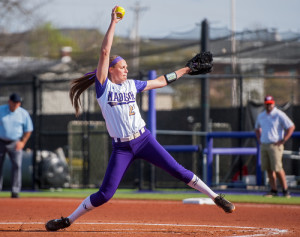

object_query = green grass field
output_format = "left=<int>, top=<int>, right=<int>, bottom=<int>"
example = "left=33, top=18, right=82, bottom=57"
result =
left=1, top=189, right=300, bottom=205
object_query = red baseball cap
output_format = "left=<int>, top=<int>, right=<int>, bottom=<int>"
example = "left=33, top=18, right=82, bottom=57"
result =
left=264, top=95, right=275, bottom=104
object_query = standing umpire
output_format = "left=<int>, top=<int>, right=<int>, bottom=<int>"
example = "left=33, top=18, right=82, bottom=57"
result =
left=255, top=95, right=295, bottom=198
left=0, top=93, right=33, bottom=198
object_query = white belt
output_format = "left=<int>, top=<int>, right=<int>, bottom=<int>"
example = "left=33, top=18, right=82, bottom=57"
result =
left=113, top=127, right=145, bottom=143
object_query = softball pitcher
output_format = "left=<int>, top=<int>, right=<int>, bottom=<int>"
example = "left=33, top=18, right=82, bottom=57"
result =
left=46, top=6, right=234, bottom=231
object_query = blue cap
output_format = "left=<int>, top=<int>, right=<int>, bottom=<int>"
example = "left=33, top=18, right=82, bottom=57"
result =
left=9, top=93, right=22, bottom=103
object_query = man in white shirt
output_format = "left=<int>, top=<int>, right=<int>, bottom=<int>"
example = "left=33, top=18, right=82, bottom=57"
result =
left=255, top=95, right=295, bottom=198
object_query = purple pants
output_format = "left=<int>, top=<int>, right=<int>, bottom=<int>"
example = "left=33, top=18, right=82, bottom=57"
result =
left=90, top=128, right=194, bottom=207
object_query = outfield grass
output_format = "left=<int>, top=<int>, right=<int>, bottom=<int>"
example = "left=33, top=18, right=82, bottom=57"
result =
left=0, top=189, right=300, bottom=205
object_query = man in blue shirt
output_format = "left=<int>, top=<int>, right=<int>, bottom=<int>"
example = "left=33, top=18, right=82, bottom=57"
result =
left=0, top=93, right=33, bottom=198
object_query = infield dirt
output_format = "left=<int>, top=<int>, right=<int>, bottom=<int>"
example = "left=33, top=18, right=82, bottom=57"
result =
left=0, top=198, right=299, bottom=236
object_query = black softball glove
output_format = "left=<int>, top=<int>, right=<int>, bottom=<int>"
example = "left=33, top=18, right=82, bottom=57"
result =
left=185, top=51, right=213, bottom=75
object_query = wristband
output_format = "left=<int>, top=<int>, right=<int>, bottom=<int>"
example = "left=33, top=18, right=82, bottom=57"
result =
left=164, top=72, right=177, bottom=84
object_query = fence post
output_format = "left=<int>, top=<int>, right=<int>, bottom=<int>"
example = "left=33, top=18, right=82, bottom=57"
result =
left=206, top=134, right=213, bottom=186
left=32, top=75, right=39, bottom=190
left=201, top=19, right=210, bottom=149
left=148, top=70, right=156, bottom=190
left=256, top=140, right=262, bottom=185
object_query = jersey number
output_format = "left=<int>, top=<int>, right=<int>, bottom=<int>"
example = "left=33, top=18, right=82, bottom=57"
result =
left=129, top=105, right=135, bottom=116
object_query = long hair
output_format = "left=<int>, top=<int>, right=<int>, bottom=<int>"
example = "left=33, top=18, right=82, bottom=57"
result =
left=69, top=55, right=119, bottom=117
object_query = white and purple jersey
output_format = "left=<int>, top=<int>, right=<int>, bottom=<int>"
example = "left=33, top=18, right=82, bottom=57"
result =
left=95, top=78, right=147, bottom=138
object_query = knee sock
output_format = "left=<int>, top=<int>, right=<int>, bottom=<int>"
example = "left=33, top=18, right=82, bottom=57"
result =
left=67, top=196, right=95, bottom=224
left=187, top=174, right=218, bottom=200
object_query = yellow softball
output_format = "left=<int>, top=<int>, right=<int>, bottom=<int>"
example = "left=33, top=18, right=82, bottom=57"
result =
left=115, top=6, right=125, bottom=19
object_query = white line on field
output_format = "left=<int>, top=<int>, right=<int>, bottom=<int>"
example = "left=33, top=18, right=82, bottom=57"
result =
left=0, top=222, right=288, bottom=236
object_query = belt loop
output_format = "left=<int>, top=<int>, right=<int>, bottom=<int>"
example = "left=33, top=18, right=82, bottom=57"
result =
left=140, top=127, right=145, bottom=135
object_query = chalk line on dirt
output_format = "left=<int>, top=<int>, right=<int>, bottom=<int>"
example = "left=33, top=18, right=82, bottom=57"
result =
left=0, top=221, right=288, bottom=236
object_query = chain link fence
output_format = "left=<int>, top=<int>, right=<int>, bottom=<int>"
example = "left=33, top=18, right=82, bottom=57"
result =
left=1, top=73, right=300, bottom=189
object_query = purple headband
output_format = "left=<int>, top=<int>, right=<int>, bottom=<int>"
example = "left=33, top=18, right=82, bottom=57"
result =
left=84, top=69, right=97, bottom=80
left=109, top=56, right=124, bottom=67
